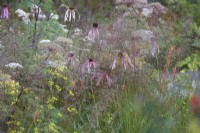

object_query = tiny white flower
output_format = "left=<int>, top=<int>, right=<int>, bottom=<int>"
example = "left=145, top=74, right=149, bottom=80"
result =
left=64, top=29, right=69, bottom=33
left=192, top=80, right=197, bottom=89
left=74, top=28, right=81, bottom=33
left=5, top=63, right=23, bottom=69
left=46, top=60, right=57, bottom=67
left=74, top=28, right=82, bottom=36
left=0, top=44, right=4, bottom=49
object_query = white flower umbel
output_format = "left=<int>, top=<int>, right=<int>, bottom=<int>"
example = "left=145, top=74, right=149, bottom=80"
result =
left=46, top=60, right=57, bottom=67
left=15, top=9, right=28, bottom=17
left=45, top=60, right=66, bottom=68
left=64, top=7, right=80, bottom=22
left=38, top=13, right=46, bottom=19
left=142, top=8, right=153, bottom=17
left=15, top=9, right=30, bottom=24
left=134, top=0, right=147, bottom=5
left=50, top=13, right=59, bottom=20
left=39, top=40, right=51, bottom=43
left=5, top=63, right=23, bottom=69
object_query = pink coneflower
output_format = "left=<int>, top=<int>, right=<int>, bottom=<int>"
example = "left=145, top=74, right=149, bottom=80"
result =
left=87, top=23, right=100, bottom=41
left=93, top=71, right=113, bottom=87
left=1, top=4, right=9, bottom=19
left=64, top=7, right=80, bottom=22
left=66, top=52, right=79, bottom=66
left=111, top=51, right=134, bottom=70
left=82, top=58, right=97, bottom=73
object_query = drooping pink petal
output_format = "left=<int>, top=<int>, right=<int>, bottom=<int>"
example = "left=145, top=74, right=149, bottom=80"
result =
left=88, top=29, right=99, bottom=41
left=111, top=58, right=117, bottom=70
left=127, top=56, right=134, bottom=68
left=96, top=72, right=104, bottom=86
left=121, top=58, right=127, bottom=70
left=106, top=74, right=113, bottom=87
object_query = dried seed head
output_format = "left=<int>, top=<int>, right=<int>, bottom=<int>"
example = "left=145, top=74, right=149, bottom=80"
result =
left=47, top=46, right=56, bottom=52
left=89, top=58, right=93, bottom=62
left=93, top=23, right=98, bottom=28
left=68, top=52, right=74, bottom=57
left=3, top=4, right=8, bottom=8
left=69, top=7, right=75, bottom=10
left=118, top=51, right=123, bottom=58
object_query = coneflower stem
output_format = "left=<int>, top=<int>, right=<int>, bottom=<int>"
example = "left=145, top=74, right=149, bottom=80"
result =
left=67, top=20, right=73, bottom=38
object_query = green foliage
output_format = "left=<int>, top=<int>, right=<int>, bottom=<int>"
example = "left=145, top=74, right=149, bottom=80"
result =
left=59, top=68, right=193, bottom=133
left=0, top=65, right=72, bottom=132
left=178, top=53, right=200, bottom=72
left=18, top=0, right=54, bottom=13
left=90, top=79, right=190, bottom=133
left=0, top=71, right=21, bottom=121
left=36, top=19, right=65, bottom=39
left=162, top=0, right=200, bottom=26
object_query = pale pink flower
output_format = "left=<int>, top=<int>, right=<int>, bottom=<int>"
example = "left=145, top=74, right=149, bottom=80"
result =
left=66, top=52, right=79, bottom=66
left=82, top=58, right=97, bottom=73
left=150, top=37, right=158, bottom=57
left=1, top=4, right=9, bottom=19
left=111, top=58, right=117, bottom=70
left=87, top=23, right=100, bottom=41
left=134, top=0, right=147, bottom=5
left=105, top=74, right=113, bottom=87
left=115, top=0, right=133, bottom=4
left=115, top=0, right=147, bottom=5
left=64, top=7, right=80, bottom=22
left=148, top=2, right=166, bottom=15
left=92, top=71, right=113, bottom=87
left=111, top=51, right=134, bottom=70
left=95, top=72, right=104, bottom=86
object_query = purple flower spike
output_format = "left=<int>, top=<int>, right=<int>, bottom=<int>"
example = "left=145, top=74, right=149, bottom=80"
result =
left=1, top=4, right=9, bottom=19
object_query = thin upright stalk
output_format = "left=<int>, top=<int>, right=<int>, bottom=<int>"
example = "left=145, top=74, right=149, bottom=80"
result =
left=67, top=20, right=73, bottom=38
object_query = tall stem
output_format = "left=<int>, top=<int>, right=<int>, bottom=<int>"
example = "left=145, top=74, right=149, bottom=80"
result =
left=67, top=20, right=73, bottom=38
